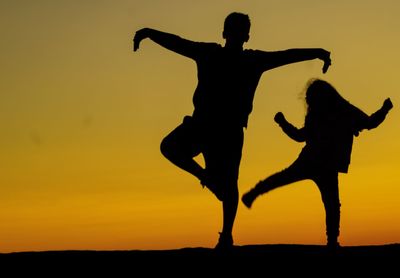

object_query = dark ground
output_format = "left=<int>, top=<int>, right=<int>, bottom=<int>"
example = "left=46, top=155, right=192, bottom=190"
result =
left=1, top=244, right=399, bottom=275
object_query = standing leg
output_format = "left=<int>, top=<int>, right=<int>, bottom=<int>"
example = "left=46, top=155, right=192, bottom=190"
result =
left=314, top=171, right=341, bottom=248
left=204, top=127, right=243, bottom=250
left=215, top=179, right=239, bottom=250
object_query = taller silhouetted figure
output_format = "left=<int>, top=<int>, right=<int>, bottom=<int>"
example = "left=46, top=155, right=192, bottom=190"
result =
left=133, top=12, right=331, bottom=250
left=242, top=79, right=393, bottom=249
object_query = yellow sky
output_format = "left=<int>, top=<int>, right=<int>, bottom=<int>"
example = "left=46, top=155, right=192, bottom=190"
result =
left=0, top=0, right=399, bottom=252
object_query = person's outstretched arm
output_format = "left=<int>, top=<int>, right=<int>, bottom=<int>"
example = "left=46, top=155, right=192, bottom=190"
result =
left=274, top=112, right=306, bottom=142
left=364, top=98, right=393, bottom=130
left=133, top=28, right=199, bottom=58
left=258, top=48, right=331, bottom=73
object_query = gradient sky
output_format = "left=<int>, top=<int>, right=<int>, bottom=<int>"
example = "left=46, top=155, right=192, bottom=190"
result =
left=1, top=0, right=399, bottom=252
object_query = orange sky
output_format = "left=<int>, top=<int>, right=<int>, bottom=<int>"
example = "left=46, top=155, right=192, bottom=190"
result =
left=0, top=0, right=399, bottom=252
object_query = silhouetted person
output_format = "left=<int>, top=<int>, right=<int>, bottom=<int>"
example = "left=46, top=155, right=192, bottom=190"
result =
left=242, top=79, right=393, bottom=249
left=133, top=12, right=331, bottom=250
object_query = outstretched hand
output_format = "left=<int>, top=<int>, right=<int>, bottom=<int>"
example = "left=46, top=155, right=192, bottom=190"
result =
left=133, top=28, right=150, bottom=52
left=274, top=112, right=286, bottom=125
left=383, top=98, right=393, bottom=111
left=321, top=50, right=331, bottom=74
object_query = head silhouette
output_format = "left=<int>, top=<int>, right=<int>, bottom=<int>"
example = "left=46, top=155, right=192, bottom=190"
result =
left=305, top=79, right=348, bottom=113
left=223, top=12, right=251, bottom=46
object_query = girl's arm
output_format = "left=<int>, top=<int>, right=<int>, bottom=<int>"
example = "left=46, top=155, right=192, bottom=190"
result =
left=364, top=98, right=393, bottom=130
left=274, top=112, right=306, bottom=142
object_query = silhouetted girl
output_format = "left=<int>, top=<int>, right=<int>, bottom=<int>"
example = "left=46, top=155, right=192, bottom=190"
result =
left=242, top=79, right=393, bottom=248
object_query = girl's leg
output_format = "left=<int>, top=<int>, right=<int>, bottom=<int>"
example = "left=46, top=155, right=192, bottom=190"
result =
left=314, top=171, right=341, bottom=248
left=242, top=161, right=309, bottom=208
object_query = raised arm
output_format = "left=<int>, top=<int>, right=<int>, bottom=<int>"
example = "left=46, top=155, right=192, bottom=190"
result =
left=258, top=48, right=331, bottom=73
left=363, top=98, right=393, bottom=130
left=274, top=112, right=306, bottom=142
left=133, top=28, right=199, bottom=58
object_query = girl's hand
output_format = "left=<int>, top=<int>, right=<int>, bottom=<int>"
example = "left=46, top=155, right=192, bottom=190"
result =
left=274, top=112, right=286, bottom=125
left=383, top=98, right=393, bottom=111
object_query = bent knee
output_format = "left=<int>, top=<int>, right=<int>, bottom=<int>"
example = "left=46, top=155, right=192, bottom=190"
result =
left=160, top=137, right=172, bottom=159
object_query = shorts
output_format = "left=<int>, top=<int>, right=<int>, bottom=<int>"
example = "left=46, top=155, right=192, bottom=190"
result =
left=162, top=116, right=244, bottom=185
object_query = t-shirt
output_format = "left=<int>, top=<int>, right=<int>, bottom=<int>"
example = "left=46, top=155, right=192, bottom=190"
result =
left=299, top=105, right=371, bottom=173
left=166, top=39, right=317, bottom=128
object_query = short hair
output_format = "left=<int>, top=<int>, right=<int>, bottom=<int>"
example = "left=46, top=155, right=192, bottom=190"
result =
left=223, top=12, right=251, bottom=36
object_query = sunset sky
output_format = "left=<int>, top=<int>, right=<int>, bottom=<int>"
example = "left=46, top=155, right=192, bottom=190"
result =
left=1, top=0, right=399, bottom=252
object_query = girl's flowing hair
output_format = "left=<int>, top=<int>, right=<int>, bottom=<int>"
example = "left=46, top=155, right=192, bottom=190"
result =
left=303, top=79, right=353, bottom=125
